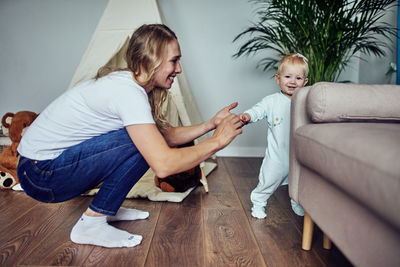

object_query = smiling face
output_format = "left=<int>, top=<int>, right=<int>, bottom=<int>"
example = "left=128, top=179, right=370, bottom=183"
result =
left=146, top=39, right=182, bottom=92
left=275, top=64, right=308, bottom=98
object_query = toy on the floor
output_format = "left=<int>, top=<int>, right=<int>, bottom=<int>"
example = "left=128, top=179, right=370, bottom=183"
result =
left=0, top=111, right=38, bottom=190
left=154, top=141, right=209, bottom=193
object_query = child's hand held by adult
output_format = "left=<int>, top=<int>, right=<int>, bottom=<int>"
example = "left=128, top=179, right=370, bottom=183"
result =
left=239, top=113, right=251, bottom=125
left=212, top=113, right=243, bottom=149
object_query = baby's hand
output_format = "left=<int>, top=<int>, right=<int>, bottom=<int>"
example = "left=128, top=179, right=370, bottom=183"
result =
left=239, top=113, right=251, bottom=124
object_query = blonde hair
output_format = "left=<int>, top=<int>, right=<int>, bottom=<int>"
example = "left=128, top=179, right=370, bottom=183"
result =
left=278, top=53, right=309, bottom=77
left=96, top=24, right=177, bottom=130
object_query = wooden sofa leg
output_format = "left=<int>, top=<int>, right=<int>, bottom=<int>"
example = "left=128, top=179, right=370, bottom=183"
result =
left=302, top=213, right=314, bottom=250
left=323, top=233, right=332, bottom=250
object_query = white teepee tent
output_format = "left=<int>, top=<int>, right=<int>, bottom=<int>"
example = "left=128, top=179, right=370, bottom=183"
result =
left=70, top=0, right=216, bottom=200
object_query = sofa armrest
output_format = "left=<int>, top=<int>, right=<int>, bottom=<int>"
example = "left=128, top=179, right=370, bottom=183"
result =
left=308, top=82, right=400, bottom=122
left=289, top=86, right=312, bottom=203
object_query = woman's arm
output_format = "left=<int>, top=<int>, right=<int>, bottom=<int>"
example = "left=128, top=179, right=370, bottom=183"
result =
left=162, top=102, right=239, bottom=147
left=126, top=113, right=242, bottom=178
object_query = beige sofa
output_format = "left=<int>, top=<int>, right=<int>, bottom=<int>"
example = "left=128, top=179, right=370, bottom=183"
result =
left=289, top=82, right=400, bottom=267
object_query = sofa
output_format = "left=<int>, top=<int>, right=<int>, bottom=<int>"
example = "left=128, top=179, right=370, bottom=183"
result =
left=289, top=82, right=400, bottom=267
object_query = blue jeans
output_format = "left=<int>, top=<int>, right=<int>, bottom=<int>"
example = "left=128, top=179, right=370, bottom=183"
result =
left=17, top=128, right=149, bottom=216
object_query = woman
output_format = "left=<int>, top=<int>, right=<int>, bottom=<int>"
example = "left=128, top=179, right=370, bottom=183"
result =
left=17, top=24, right=243, bottom=248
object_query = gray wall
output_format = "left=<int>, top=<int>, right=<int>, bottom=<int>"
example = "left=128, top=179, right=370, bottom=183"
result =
left=358, top=6, right=398, bottom=85
left=0, top=0, right=397, bottom=157
left=0, top=0, right=108, bottom=115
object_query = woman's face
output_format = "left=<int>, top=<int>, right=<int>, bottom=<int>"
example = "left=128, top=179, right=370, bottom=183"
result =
left=150, top=39, right=182, bottom=91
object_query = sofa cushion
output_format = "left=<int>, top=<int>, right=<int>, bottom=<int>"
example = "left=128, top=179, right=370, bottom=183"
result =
left=307, top=82, right=400, bottom=122
left=294, top=122, right=400, bottom=230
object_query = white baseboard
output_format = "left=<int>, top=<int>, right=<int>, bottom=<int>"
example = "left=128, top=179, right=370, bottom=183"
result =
left=216, top=146, right=265, bottom=158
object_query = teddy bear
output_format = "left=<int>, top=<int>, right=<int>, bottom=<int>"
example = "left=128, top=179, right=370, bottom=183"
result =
left=154, top=141, right=203, bottom=192
left=0, top=111, right=38, bottom=190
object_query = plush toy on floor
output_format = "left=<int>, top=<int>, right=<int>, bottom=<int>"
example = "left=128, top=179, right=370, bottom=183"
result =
left=154, top=164, right=202, bottom=192
left=0, top=111, right=38, bottom=190
left=154, top=141, right=208, bottom=192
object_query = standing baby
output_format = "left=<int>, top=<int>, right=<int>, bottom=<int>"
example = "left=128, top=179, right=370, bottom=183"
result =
left=240, top=53, right=309, bottom=219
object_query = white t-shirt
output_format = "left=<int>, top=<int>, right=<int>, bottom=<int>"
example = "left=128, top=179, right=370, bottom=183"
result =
left=18, top=71, right=155, bottom=160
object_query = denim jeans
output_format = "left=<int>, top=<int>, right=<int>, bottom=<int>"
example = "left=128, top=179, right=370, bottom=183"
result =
left=17, top=128, right=149, bottom=216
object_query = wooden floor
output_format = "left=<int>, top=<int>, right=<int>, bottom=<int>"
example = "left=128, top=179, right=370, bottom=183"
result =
left=0, top=157, right=353, bottom=267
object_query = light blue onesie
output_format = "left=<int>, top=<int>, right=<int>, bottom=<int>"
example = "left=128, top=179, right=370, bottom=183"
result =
left=244, top=92, right=291, bottom=209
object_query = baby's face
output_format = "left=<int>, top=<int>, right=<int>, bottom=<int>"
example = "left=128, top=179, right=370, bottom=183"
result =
left=276, top=65, right=308, bottom=97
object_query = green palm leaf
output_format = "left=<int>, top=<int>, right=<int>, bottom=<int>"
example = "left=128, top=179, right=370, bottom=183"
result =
left=233, top=0, right=398, bottom=85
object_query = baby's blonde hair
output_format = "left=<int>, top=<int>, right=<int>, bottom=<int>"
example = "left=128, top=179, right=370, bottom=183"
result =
left=278, top=53, right=309, bottom=77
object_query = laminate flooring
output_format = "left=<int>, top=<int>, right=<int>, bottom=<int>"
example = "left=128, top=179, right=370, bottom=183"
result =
left=0, top=157, right=353, bottom=267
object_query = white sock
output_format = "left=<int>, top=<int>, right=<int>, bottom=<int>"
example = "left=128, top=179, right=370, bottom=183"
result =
left=70, top=213, right=142, bottom=248
left=291, top=199, right=305, bottom=216
left=107, top=207, right=149, bottom=222
left=251, top=205, right=267, bottom=219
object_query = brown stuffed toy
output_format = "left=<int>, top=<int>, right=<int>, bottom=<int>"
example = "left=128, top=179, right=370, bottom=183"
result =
left=0, top=111, right=38, bottom=190
left=154, top=141, right=203, bottom=192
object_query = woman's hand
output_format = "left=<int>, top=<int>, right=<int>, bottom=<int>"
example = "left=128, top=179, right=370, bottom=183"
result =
left=162, top=102, right=240, bottom=147
left=210, top=102, right=239, bottom=128
left=126, top=113, right=244, bottom=178
left=212, top=113, right=243, bottom=149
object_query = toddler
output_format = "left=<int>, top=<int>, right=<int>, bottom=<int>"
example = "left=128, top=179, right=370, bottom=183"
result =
left=240, top=53, right=308, bottom=219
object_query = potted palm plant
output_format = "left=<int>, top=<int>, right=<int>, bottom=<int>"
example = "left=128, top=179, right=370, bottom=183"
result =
left=233, top=0, right=398, bottom=85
